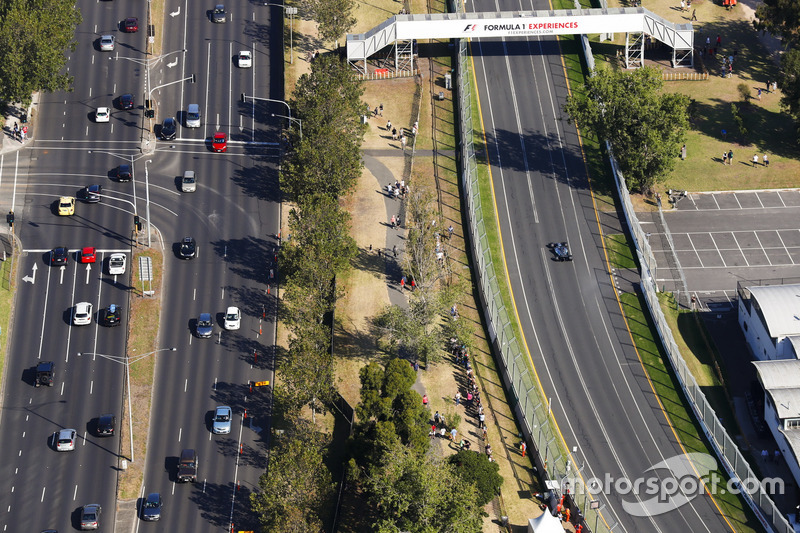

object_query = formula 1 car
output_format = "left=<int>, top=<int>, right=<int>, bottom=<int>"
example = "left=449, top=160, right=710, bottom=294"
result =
left=548, top=242, right=573, bottom=261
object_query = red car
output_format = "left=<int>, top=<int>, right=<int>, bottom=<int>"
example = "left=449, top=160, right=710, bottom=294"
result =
left=122, top=17, right=139, bottom=32
left=212, top=132, right=227, bottom=153
left=80, top=247, right=97, bottom=263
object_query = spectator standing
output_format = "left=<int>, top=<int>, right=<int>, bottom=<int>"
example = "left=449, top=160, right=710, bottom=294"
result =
left=763, top=154, right=769, bottom=167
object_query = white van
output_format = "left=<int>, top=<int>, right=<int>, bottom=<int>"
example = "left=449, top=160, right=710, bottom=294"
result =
left=186, top=104, right=201, bottom=128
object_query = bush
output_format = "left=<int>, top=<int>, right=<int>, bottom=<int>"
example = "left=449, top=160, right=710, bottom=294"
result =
left=448, top=450, right=504, bottom=506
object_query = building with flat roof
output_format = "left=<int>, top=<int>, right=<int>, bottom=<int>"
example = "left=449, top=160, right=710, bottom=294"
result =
left=738, top=283, right=800, bottom=361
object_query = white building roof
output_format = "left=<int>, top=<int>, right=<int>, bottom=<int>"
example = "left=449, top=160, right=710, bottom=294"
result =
left=754, top=360, right=800, bottom=418
left=749, top=284, right=800, bottom=338
left=754, top=360, right=800, bottom=389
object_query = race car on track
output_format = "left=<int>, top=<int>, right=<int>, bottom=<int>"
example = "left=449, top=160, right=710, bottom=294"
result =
left=548, top=242, right=573, bottom=262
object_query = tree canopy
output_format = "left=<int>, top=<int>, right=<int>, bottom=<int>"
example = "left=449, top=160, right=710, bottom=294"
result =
left=306, top=0, right=357, bottom=45
left=448, top=450, right=504, bottom=506
left=753, top=1, right=800, bottom=138
left=283, top=54, right=366, bottom=203
left=250, top=419, right=333, bottom=532
left=563, top=66, right=690, bottom=193
left=0, top=0, right=82, bottom=103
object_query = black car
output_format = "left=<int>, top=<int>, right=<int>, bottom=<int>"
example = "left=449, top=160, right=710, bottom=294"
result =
left=179, top=237, right=196, bottom=259
left=35, top=361, right=55, bottom=387
left=160, top=117, right=177, bottom=140
left=141, top=492, right=163, bottom=521
left=549, top=241, right=573, bottom=261
left=50, top=246, right=69, bottom=265
left=101, top=304, right=122, bottom=327
left=211, top=4, right=226, bottom=22
left=97, top=413, right=116, bottom=436
left=117, top=164, right=133, bottom=182
left=119, top=93, right=135, bottom=110
left=80, top=184, right=102, bottom=203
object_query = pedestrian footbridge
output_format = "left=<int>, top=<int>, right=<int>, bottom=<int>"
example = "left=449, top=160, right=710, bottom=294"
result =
left=346, top=7, right=694, bottom=74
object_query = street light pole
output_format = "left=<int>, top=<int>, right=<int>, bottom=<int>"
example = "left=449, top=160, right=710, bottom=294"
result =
left=263, top=4, right=298, bottom=64
left=271, top=113, right=302, bottom=140
left=144, top=160, right=153, bottom=248
left=241, top=94, right=291, bottom=120
left=78, top=348, right=177, bottom=463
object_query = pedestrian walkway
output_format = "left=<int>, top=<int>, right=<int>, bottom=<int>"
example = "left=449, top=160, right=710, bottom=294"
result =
left=1, top=97, right=36, bottom=157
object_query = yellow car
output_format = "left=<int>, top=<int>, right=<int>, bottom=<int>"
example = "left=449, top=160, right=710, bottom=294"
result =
left=58, top=196, right=76, bottom=216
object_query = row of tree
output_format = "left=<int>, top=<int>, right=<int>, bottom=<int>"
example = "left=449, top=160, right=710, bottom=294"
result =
left=250, top=53, right=364, bottom=531
left=0, top=0, right=81, bottom=104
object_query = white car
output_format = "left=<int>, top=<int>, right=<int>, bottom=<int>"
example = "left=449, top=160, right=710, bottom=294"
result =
left=107, top=253, right=126, bottom=275
left=237, top=51, right=252, bottom=68
left=73, top=302, right=93, bottom=326
left=95, top=107, right=110, bottom=123
left=224, top=306, right=241, bottom=330
left=55, top=428, right=77, bottom=451
left=99, top=34, right=115, bottom=51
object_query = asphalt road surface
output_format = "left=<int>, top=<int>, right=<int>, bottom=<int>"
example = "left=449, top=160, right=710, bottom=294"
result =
left=0, top=0, right=280, bottom=531
left=469, top=1, right=742, bottom=531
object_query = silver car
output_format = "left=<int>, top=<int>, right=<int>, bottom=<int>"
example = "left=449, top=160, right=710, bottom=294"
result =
left=99, top=35, right=115, bottom=51
left=55, top=428, right=77, bottom=451
left=212, top=406, right=232, bottom=434
left=181, top=171, right=196, bottom=193
left=80, top=503, right=101, bottom=530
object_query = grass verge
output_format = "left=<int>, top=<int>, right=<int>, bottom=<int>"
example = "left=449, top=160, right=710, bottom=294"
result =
left=0, top=251, right=17, bottom=395
left=118, top=247, right=164, bottom=500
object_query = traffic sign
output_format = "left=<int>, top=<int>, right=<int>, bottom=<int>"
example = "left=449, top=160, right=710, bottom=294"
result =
left=254, top=380, right=270, bottom=387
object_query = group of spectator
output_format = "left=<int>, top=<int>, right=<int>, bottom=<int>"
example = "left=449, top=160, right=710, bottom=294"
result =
left=450, top=338, right=493, bottom=461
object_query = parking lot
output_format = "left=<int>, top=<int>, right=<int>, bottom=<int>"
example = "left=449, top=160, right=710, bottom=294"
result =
left=641, top=189, right=800, bottom=308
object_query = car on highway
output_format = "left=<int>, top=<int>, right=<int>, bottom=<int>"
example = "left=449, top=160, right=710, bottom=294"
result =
left=179, top=237, right=197, bottom=259
left=95, top=107, right=110, bottom=123
left=548, top=241, right=573, bottom=261
left=100, top=304, right=122, bottom=327
left=237, top=50, right=252, bottom=68
left=196, top=313, right=213, bottom=338
left=122, top=17, right=139, bottom=32
left=119, top=93, right=135, bottom=110
left=212, top=132, right=227, bottom=152
left=34, top=361, right=55, bottom=387
left=99, top=34, right=115, bottom=51
left=55, top=428, right=77, bottom=451
left=212, top=406, right=232, bottom=434
left=96, top=414, right=116, bottom=436
left=80, top=503, right=101, bottom=530
left=108, top=253, right=126, bottom=275
left=50, top=246, right=69, bottom=265
left=224, top=306, right=241, bottom=330
left=212, top=4, right=226, bottom=22
left=57, top=196, right=76, bottom=216
left=177, top=449, right=198, bottom=482
left=117, top=163, right=133, bottom=182
left=186, top=104, right=201, bottom=128
left=79, top=184, right=102, bottom=203
left=160, top=117, right=176, bottom=140
left=141, top=492, right=163, bottom=521
left=181, top=170, right=196, bottom=192
left=73, top=302, right=93, bottom=326
left=80, top=247, right=97, bottom=263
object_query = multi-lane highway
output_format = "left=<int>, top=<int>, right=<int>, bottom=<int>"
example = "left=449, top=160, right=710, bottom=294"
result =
left=0, top=0, right=281, bottom=530
left=470, top=1, right=741, bottom=531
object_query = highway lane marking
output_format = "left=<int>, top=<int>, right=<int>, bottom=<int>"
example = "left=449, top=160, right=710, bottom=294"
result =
left=90, top=381, right=93, bottom=395
left=25, top=249, right=132, bottom=253
left=178, top=428, right=182, bottom=442
left=73, top=484, right=78, bottom=501
left=184, top=379, right=188, bottom=392
left=228, top=41, right=233, bottom=133
left=36, top=258, right=54, bottom=361
left=229, top=411, right=246, bottom=527
left=204, top=40, right=212, bottom=139
left=85, top=263, right=92, bottom=284
left=40, top=487, right=45, bottom=502
left=249, top=41, right=256, bottom=140
left=60, top=382, right=65, bottom=396
left=64, top=254, right=80, bottom=364
left=12, top=151, right=20, bottom=211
